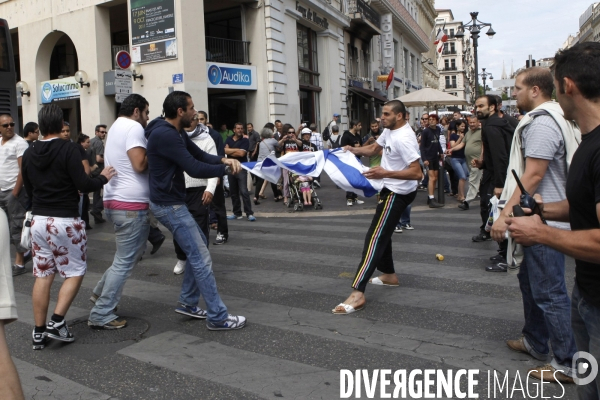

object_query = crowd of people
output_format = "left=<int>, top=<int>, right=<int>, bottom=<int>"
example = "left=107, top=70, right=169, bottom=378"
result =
left=0, top=42, right=599, bottom=399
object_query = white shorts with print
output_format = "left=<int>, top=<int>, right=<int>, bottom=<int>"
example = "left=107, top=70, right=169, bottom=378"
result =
left=31, top=216, right=88, bottom=278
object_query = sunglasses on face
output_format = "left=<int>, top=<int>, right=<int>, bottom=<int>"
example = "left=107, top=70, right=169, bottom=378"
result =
left=288, top=131, right=295, bottom=134
left=1, top=122, right=15, bottom=128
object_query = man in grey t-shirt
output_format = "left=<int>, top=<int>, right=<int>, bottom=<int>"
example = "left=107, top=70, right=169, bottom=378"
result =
left=491, top=68, right=577, bottom=384
left=89, top=124, right=107, bottom=223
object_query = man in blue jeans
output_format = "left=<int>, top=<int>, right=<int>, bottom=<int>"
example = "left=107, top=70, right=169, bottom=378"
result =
left=492, top=67, right=578, bottom=383
left=146, top=91, right=246, bottom=331
left=89, top=94, right=151, bottom=329
left=507, top=42, right=600, bottom=398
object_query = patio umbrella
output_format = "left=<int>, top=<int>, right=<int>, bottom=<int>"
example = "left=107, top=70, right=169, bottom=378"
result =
left=395, top=87, right=469, bottom=110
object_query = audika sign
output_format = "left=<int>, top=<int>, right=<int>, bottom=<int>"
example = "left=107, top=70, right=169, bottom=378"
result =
left=40, top=77, right=80, bottom=104
left=206, top=63, right=257, bottom=90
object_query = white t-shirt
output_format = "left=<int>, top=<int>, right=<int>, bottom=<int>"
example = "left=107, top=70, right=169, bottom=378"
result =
left=103, top=117, right=149, bottom=203
left=376, top=123, right=420, bottom=195
left=0, top=134, right=29, bottom=191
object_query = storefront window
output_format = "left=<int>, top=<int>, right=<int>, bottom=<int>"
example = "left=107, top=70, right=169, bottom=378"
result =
left=297, top=24, right=321, bottom=124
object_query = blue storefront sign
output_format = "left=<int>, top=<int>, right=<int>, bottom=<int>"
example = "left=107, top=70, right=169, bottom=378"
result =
left=206, top=62, right=257, bottom=90
left=40, top=77, right=81, bottom=104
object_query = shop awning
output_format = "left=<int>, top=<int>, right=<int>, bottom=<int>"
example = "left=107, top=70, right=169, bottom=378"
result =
left=348, top=86, right=388, bottom=103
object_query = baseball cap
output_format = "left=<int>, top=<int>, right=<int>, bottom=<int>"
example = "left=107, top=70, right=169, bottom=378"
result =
left=333, top=113, right=341, bottom=117
left=301, top=127, right=312, bottom=135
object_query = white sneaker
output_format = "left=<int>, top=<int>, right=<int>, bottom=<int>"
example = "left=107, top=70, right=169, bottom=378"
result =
left=354, top=199, right=365, bottom=205
left=173, top=260, right=186, bottom=275
left=347, top=199, right=353, bottom=206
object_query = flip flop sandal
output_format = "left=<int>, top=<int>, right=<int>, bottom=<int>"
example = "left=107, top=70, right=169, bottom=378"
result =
left=369, top=277, right=400, bottom=287
left=332, top=303, right=365, bottom=315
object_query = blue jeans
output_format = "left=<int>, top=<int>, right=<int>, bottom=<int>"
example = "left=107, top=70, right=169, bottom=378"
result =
left=89, top=209, right=150, bottom=325
left=517, top=244, right=576, bottom=375
left=449, top=157, right=469, bottom=181
left=571, top=283, right=600, bottom=398
left=400, top=204, right=411, bottom=226
left=149, top=202, right=228, bottom=323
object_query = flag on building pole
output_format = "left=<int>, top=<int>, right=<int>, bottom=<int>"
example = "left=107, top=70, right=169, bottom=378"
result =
left=434, top=23, right=448, bottom=54
left=385, top=68, right=394, bottom=91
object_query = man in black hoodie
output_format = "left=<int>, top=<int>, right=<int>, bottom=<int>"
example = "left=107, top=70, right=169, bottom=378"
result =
left=146, top=91, right=246, bottom=331
left=471, top=95, right=514, bottom=252
left=22, top=104, right=116, bottom=348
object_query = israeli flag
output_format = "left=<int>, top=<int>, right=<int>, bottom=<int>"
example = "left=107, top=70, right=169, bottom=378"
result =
left=324, top=150, right=383, bottom=197
left=242, top=150, right=382, bottom=197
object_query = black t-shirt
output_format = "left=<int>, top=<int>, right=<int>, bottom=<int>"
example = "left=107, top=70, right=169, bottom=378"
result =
left=301, top=140, right=317, bottom=152
left=225, top=136, right=250, bottom=163
left=76, top=142, right=87, bottom=161
left=566, top=125, right=600, bottom=308
left=281, top=139, right=299, bottom=155
left=340, top=131, right=361, bottom=148
left=449, top=133, right=465, bottom=158
left=420, top=127, right=443, bottom=161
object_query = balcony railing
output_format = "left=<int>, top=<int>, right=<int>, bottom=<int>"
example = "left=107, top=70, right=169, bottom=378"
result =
left=347, top=0, right=381, bottom=26
left=445, top=83, right=457, bottom=89
left=205, top=37, right=250, bottom=65
left=442, top=50, right=457, bottom=55
left=443, top=66, right=457, bottom=71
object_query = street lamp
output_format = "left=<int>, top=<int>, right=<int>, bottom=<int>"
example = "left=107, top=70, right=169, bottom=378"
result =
left=479, top=68, right=493, bottom=95
left=455, top=12, right=496, bottom=97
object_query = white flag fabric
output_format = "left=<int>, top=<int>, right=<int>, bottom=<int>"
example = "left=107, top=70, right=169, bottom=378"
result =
left=323, top=149, right=383, bottom=197
left=241, top=149, right=383, bottom=197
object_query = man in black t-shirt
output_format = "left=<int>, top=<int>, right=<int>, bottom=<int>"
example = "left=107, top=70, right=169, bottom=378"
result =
left=340, top=120, right=364, bottom=206
left=506, top=42, right=600, bottom=393
left=225, top=123, right=255, bottom=221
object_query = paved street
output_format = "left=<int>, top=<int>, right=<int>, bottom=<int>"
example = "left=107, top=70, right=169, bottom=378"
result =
left=6, top=177, right=578, bottom=399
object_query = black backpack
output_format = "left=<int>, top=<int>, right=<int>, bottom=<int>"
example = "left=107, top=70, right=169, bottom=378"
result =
left=322, top=121, right=334, bottom=142
left=329, top=135, right=342, bottom=149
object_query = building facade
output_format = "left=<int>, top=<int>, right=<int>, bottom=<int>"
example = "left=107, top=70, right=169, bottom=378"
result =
left=435, top=9, right=474, bottom=106
left=3, top=0, right=436, bottom=138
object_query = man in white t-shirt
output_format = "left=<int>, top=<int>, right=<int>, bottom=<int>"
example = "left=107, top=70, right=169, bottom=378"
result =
left=0, top=114, right=31, bottom=276
left=88, top=94, right=151, bottom=330
left=332, top=100, right=422, bottom=315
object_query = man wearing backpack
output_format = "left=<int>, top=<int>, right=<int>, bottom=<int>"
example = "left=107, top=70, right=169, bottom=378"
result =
left=322, top=113, right=340, bottom=144
left=328, top=125, right=342, bottom=149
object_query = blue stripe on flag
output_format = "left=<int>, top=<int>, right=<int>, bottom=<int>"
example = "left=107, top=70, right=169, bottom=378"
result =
left=327, top=153, right=379, bottom=197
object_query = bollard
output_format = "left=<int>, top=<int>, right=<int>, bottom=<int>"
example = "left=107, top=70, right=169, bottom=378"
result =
left=437, top=158, right=445, bottom=205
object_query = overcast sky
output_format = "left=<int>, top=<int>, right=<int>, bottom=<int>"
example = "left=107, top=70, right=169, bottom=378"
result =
left=434, top=1, right=591, bottom=88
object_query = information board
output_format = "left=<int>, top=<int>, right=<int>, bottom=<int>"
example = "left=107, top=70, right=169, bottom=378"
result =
left=131, top=0, right=175, bottom=46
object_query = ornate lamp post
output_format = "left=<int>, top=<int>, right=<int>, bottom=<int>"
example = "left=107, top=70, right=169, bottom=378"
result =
left=455, top=12, right=496, bottom=96
left=480, top=68, right=494, bottom=95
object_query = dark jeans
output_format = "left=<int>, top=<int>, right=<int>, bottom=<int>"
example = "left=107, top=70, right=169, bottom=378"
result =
left=352, top=188, right=416, bottom=292
left=92, top=189, right=104, bottom=216
left=212, top=179, right=228, bottom=237
left=174, top=187, right=210, bottom=261
left=228, top=170, right=253, bottom=217
left=571, top=283, right=600, bottom=397
left=346, top=191, right=357, bottom=200
left=0, top=189, right=28, bottom=253
left=81, top=193, right=90, bottom=227
left=518, top=244, right=576, bottom=373
left=479, top=170, right=494, bottom=233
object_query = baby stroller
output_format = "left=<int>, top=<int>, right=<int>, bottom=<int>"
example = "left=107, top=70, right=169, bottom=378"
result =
left=287, top=171, right=322, bottom=211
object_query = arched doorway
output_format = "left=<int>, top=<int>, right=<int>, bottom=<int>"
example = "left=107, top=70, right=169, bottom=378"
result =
left=36, top=32, right=81, bottom=137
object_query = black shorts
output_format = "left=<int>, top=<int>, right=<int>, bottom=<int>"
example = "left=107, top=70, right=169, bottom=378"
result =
left=426, top=158, right=439, bottom=171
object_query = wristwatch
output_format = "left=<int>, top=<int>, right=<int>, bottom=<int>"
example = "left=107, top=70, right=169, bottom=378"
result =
left=224, top=165, right=232, bottom=174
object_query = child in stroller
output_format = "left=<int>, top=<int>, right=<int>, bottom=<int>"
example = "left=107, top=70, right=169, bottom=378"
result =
left=288, top=171, right=322, bottom=211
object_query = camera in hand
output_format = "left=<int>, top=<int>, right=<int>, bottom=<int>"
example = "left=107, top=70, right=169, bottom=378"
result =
left=511, top=170, right=547, bottom=223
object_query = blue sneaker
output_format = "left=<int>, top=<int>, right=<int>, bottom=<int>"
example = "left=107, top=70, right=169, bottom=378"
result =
left=227, top=215, right=243, bottom=220
left=206, top=314, right=247, bottom=331
left=175, top=305, right=208, bottom=319
left=247, top=215, right=256, bottom=222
